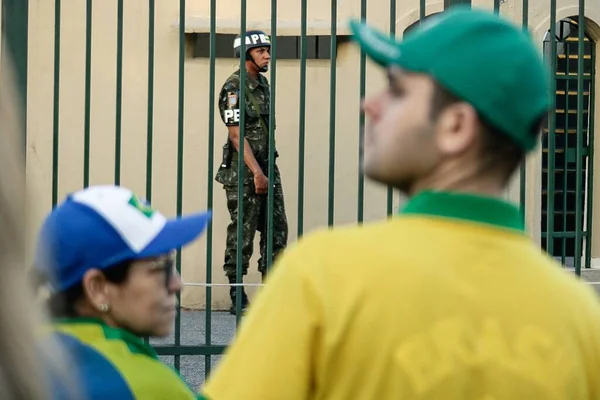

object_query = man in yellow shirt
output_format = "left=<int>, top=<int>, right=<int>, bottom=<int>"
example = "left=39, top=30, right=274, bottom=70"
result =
left=201, top=6, right=600, bottom=399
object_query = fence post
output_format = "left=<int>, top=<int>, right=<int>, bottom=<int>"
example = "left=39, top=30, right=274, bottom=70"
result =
left=1, top=0, right=29, bottom=151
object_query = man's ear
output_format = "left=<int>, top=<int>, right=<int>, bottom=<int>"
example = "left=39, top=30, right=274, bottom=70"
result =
left=436, top=103, right=479, bottom=156
left=81, top=269, right=110, bottom=312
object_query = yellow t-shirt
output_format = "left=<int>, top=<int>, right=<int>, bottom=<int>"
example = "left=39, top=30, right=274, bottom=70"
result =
left=202, top=191, right=600, bottom=400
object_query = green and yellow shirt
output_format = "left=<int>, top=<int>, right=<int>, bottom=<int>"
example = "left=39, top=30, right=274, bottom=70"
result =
left=203, top=191, right=600, bottom=400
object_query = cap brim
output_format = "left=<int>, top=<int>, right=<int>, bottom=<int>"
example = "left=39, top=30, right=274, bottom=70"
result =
left=140, top=211, right=212, bottom=257
left=348, top=19, right=402, bottom=67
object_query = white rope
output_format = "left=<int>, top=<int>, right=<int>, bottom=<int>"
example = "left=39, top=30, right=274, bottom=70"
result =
left=183, top=282, right=265, bottom=287
left=183, top=282, right=600, bottom=287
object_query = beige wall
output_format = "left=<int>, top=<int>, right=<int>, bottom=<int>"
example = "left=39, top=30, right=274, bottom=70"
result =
left=25, top=0, right=599, bottom=309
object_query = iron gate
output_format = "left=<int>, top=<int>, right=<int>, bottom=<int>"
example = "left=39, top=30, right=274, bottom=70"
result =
left=2, top=0, right=597, bottom=388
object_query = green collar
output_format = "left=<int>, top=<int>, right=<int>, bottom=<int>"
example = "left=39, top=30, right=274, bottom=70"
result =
left=399, top=191, right=525, bottom=232
left=51, top=317, right=159, bottom=360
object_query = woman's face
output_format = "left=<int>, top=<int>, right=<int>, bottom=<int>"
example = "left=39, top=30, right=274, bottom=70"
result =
left=103, top=252, right=182, bottom=338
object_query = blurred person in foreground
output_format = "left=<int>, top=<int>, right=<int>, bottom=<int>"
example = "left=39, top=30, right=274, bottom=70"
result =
left=34, top=185, right=211, bottom=399
left=200, top=6, right=600, bottom=400
left=0, top=46, right=77, bottom=398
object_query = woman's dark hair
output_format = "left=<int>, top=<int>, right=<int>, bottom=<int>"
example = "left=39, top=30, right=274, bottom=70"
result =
left=34, top=260, right=133, bottom=318
left=429, top=81, right=544, bottom=184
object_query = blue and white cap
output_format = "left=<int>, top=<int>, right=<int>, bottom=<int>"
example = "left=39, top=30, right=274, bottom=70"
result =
left=35, top=185, right=212, bottom=292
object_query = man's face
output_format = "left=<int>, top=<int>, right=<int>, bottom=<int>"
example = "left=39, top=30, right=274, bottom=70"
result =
left=361, top=67, right=441, bottom=193
left=248, top=47, right=271, bottom=72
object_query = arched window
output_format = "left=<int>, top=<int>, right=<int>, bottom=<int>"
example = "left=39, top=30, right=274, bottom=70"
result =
left=402, top=12, right=442, bottom=37
left=541, top=17, right=596, bottom=267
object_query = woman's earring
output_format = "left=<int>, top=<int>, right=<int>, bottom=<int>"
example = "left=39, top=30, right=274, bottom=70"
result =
left=98, top=304, right=109, bottom=313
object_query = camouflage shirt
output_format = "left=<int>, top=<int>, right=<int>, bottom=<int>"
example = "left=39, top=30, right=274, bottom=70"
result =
left=218, top=69, right=275, bottom=165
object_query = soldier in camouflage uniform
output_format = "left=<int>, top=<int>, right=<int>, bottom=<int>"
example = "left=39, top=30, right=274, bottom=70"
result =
left=215, top=30, right=289, bottom=314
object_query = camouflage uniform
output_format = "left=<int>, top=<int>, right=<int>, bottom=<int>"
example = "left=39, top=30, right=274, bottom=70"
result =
left=215, top=69, right=289, bottom=299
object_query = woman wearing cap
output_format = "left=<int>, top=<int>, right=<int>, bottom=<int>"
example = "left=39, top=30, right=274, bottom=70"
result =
left=34, top=185, right=211, bottom=399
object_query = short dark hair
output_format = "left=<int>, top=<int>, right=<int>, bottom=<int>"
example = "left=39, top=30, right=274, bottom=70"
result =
left=34, top=261, right=133, bottom=318
left=429, top=81, right=542, bottom=184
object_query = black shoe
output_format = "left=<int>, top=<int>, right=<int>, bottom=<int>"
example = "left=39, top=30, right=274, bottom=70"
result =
left=229, top=286, right=250, bottom=315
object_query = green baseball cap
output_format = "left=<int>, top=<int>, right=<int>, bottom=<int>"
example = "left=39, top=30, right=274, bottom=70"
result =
left=348, top=5, right=552, bottom=152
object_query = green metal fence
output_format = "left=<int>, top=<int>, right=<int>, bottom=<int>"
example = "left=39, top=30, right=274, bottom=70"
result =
left=7, top=0, right=597, bottom=387
left=542, top=15, right=596, bottom=275
left=1, top=0, right=28, bottom=149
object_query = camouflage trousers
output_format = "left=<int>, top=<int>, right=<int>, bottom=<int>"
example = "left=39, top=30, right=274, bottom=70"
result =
left=222, top=167, right=288, bottom=279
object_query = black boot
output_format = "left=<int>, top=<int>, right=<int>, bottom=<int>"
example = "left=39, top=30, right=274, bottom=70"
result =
left=228, top=277, right=249, bottom=315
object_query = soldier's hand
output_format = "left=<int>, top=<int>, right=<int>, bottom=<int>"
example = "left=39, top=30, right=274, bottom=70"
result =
left=253, top=172, right=269, bottom=194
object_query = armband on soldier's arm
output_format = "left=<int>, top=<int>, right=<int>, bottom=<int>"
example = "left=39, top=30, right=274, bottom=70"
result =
left=223, top=104, right=240, bottom=126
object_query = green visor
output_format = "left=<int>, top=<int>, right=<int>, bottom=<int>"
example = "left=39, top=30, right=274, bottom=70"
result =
left=348, top=5, right=553, bottom=153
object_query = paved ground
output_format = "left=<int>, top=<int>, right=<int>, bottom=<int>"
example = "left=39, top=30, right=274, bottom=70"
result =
left=151, top=311, right=236, bottom=389
left=158, top=267, right=600, bottom=391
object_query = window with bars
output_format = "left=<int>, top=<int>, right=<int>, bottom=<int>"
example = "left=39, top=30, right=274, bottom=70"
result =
left=188, top=33, right=351, bottom=60
left=540, top=17, right=595, bottom=264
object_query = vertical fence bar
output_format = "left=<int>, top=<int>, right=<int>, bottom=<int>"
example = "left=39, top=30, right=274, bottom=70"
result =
left=519, top=158, right=527, bottom=218
left=83, top=0, right=92, bottom=188
left=328, top=0, right=337, bottom=227
left=297, top=0, right=307, bottom=237
left=574, top=5, right=585, bottom=276
left=1, top=0, right=29, bottom=150
left=420, top=0, right=426, bottom=21
left=521, top=0, right=529, bottom=67
left=204, top=0, right=217, bottom=378
left=584, top=49, right=595, bottom=268
left=493, top=0, right=500, bottom=13
left=563, top=56, right=571, bottom=266
left=266, top=0, right=278, bottom=270
left=52, top=0, right=61, bottom=207
left=174, top=0, right=186, bottom=371
left=386, top=0, right=395, bottom=216
left=143, top=0, right=155, bottom=346
left=519, top=0, right=528, bottom=221
left=146, top=0, right=155, bottom=204
left=114, top=0, right=124, bottom=185
left=546, top=0, right=557, bottom=258
left=357, top=0, right=366, bottom=223
left=236, top=0, right=248, bottom=325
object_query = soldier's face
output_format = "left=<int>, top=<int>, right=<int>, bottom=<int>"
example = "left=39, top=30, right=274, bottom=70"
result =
left=249, top=47, right=271, bottom=72
left=361, top=67, right=441, bottom=194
